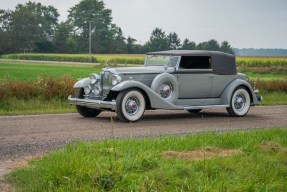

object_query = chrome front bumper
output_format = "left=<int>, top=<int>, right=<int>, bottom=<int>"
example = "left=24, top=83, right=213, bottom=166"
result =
left=68, top=95, right=116, bottom=110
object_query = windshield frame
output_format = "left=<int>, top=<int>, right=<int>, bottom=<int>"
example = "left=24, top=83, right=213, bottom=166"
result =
left=144, top=55, right=180, bottom=67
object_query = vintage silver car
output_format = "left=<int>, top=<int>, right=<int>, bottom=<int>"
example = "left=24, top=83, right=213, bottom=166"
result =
left=68, top=50, right=262, bottom=122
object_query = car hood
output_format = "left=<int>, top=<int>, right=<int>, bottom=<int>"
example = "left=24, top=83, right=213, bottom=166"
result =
left=103, top=66, right=173, bottom=75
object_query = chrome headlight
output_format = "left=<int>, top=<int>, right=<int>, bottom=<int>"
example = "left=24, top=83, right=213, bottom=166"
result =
left=84, top=85, right=92, bottom=95
left=111, top=75, right=122, bottom=86
left=92, top=85, right=102, bottom=95
left=90, top=74, right=100, bottom=84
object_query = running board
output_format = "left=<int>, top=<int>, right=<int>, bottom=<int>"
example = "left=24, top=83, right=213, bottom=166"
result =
left=184, top=105, right=229, bottom=110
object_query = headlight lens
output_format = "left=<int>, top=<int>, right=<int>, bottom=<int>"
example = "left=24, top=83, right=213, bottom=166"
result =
left=111, top=75, right=121, bottom=86
left=90, top=74, right=100, bottom=84
left=84, top=85, right=92, bottom=95
left=92, top=85, right=102, bottom=95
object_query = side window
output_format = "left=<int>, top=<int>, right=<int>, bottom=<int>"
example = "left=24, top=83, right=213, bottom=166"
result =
left=179, top=56, right=211, bottom=69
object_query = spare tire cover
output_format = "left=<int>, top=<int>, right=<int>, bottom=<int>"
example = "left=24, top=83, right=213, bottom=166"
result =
left=151, top=73, right=179, bottom=104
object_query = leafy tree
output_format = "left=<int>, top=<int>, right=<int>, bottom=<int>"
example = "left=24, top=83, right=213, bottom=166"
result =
left=220, top=41, right=234, bottom=54
left=112, top=27, right=127, bottom=53
left=144, top=28, right=169, bottom=52
left=68, top=0, right=118, bottom=53
left=0, top=29, right=7, bottom=54
left=181, top=38, right=196, bottom=50
left=127, top=36, right=136, bottom=53
left=0, top=1, right=59, bottom=53
left=197, top=39, right=220, bottom=51
left=54, top=22, right=77, bottom=53
left=167, top=32, right=181, bottom=50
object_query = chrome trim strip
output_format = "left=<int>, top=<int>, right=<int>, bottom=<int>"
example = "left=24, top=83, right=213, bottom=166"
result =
left=184, top=105, right=229, bottom=110
left=68, top=95, right=116, bottom=110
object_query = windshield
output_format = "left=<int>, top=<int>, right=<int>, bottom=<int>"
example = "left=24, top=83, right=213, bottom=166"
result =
left=145, top=55, right=180, bottom=67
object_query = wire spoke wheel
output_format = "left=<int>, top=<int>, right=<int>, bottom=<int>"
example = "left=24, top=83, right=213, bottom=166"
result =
left=116, top=89, right=146, bottom=122
left=227, top=86, right=251, bottom=117
left=125, top=96, right=141, bottom=116
left=159, top=82, right=174, bottom=99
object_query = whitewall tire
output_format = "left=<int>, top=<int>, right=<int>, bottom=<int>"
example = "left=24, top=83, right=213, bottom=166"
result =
left=227, top=86, right=251, bottom=117
left=116, top=89, right=146, bottom=122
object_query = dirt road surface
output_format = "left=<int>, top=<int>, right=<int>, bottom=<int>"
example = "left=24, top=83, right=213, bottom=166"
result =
left=1, top=105, right=287, bottom=191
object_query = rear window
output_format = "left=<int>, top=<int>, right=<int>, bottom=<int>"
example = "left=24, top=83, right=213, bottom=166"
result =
left=179, top=56, right=211, bottom=69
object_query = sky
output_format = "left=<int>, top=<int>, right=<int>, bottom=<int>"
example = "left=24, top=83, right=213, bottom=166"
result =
left=1, top=0, right=287, bottom=49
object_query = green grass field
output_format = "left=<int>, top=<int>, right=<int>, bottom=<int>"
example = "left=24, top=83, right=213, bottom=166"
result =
left=0, top=59, right=286, bottom=115
left=6, top=128, right=287, bottom=191
left=0, top=60, right=286, bottom=82
left=0, top=61, right=101, bottom=82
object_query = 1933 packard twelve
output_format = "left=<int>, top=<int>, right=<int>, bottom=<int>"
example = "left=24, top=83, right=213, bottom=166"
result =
left=68, top=50, right=262, bottom=122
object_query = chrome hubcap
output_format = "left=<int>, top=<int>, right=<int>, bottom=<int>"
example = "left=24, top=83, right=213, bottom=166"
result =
left=125, top=97, right=140, bottom=116
left=234, top=94, right=246, bottom=111
left=160, top=82, right=173, bottom=99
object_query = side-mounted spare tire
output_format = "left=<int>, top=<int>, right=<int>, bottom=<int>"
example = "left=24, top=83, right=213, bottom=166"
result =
left=151, top=73, right=179, bottom=104
left=75, top=88, right=102, bottom=117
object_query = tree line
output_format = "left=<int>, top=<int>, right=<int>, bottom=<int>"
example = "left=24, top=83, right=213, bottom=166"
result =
left=0, top=0, right=234, bottom=55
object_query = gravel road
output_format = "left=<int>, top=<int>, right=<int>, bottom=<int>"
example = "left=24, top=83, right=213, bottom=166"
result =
left=1, top=105, right=287, bottom=160
left=0, top=105, right=287, bottom=191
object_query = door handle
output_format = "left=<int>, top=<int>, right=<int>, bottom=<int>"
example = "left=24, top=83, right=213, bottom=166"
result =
left=209, top=74, right=214, bottom=78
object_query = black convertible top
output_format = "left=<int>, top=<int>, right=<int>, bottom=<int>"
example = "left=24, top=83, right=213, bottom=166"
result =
left=147, top=50, right=236, bottom=75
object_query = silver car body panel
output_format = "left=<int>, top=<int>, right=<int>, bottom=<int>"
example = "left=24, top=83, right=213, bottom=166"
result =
left=211, top=74, right=237, bottom=97
left=73, top=78, right=91, bottom=88
left=220, top=79, right=260, bottom=105
left=176, top=70, right=212, bottom=98
left=69, top=77, right=259, bottom=111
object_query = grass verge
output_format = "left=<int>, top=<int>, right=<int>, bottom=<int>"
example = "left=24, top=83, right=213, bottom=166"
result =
left=5, top=128, right=287, bottom=191
left=0, top=98, right=74, bottom=115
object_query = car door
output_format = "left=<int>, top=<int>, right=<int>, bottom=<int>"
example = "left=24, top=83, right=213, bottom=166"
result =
left=177, top=56, right=213, bottom=99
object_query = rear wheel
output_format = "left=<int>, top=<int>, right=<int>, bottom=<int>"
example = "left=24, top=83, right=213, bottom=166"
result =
left=75, top=88, right=102, bottom=117
left=226, top=86, right=250, bottom=117
left=116, top=89, right=146, bottom=122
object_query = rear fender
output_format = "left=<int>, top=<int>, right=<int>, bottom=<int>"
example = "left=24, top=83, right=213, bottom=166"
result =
left=220, top=79, right=259, bottom=105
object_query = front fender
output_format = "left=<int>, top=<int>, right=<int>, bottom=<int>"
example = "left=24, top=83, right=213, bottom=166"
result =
left=220, top=79, right=259, bottom=105
left=111, top=80, right=181, bottom=110
left=73, top=78, right=90, bottom=88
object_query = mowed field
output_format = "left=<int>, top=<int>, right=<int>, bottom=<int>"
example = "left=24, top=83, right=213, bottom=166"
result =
left=1, top=53, right=287, bottom=81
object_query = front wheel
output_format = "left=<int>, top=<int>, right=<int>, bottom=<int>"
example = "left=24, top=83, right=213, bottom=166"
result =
left=226, top=86, right=251, bottom=117
left=116, top=89, right=146, bottom=122
left=75, top=88, right=102, bottom=117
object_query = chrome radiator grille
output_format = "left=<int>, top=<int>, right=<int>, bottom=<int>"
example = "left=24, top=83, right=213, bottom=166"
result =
left=101, top=71, right=113, bottom=98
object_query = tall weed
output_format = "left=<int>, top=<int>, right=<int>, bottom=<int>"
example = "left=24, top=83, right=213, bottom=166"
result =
left=252, top=78, right=287, bottom=92
left=0, top=75, right=76, bottom=100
